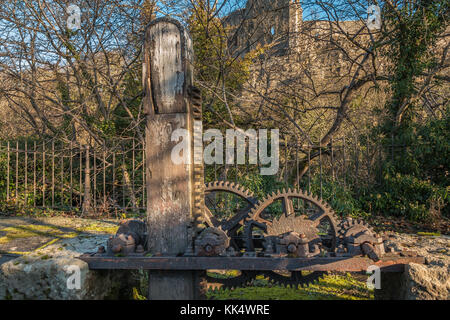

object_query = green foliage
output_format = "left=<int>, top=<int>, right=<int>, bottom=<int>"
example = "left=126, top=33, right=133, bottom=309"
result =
left=187, top=2, right=262, bottom=129
left=412, top=114, right=450, bottom=186
left=237, top=171, right=289, bottom=200
left=132, top=287, right=146, bottom=300
left=366, top=111, right=450, bottom=221
left=367, top=1, right=450, bottom=222
left=364, top=170, right=448, bottom=221
left=0, top=152, right=7, bottom=198
left=110, top=68, right=143, bottom=139
left=382, top=0, right=448, bottom=130
left=300, top=176, right=369, bottom=220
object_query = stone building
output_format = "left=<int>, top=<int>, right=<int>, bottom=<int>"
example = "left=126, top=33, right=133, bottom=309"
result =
left=224, top=0, right=448, bottom=138
left=224, top=0, right=370, bottom=104
left=225, top=0, right=303, bottom=56
left=223, top=0, right=371, bottom=83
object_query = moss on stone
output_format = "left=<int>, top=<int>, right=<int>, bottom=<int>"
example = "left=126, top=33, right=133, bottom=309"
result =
left=77, top=223, right=118, bottom=234
left=417, top=231, right=441, bottom=236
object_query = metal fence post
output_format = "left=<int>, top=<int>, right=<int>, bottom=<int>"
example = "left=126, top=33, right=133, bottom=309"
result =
left=82, top=145, right=93, bottom=215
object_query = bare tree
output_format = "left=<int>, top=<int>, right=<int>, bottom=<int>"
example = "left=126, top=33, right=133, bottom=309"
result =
left=0, top=0, right=159, bottom=147
left=230, top=0, right=449, bottom=182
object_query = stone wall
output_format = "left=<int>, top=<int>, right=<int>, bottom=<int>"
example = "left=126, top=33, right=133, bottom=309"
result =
left=377, top=233, right=450, bottom=300
left=0, top=234, right=137, bottom=300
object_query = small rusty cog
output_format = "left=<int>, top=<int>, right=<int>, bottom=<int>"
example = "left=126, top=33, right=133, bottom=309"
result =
left=337, top=217, right=376, bottom=240
left=336, top=217, right=381, bottom=257
left=194, top=227, right=230, bottom=256
left=243, top=188, right=339, bottom=287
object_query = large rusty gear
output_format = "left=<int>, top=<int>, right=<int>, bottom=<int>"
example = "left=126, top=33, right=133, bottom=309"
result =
left=261, top=270, right=325, bottom=288
left=203, top=271, right=258, bottom=291
left=204, top=181, right=257, bottom=228
left=243, top=188, right=339, bottom=287
left=267, top=214, right=321, bottom=242
left=203, top=181, right=257, bottom=250
left=198, top=181, right=259, bottom=290
left=244, top=188, right=339, bottom=253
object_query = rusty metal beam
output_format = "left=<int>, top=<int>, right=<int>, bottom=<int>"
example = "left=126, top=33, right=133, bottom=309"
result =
left=78, top=254, right=424, bottom=272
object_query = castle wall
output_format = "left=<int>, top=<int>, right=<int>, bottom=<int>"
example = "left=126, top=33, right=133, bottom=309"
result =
left=225, top=0, right=300, bottom=56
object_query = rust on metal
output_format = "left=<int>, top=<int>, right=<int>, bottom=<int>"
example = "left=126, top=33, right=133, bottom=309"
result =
left=78, top=253, right=424, bottom=272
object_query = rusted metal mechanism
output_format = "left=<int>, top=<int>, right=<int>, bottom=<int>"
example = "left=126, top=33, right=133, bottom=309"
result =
left=196, top=181, right=259, bottom=289
left=240, top=189, right=339, bottom=287
left=106, top=219, right=147, bottom=255
left=337, top=217, right=385, bottom=261
left=194, top=227, right=230, bottom=257
left=94, top=183, right=423, bottom=291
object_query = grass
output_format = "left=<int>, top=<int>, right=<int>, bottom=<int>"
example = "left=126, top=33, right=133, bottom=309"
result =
left=131, top=271, right=372, bottom=301
left=206, top=273, right=373, bottom=300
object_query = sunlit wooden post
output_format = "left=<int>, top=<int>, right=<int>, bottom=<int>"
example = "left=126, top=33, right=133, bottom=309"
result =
left=143, top=17, right=198, bottom=300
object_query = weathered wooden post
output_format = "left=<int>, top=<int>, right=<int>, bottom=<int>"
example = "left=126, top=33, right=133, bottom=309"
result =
left=143, top=18, right=200, bottom=299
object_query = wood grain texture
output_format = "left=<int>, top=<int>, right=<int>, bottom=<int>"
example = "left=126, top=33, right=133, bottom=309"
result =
left=145, top=113, right=193, bottom=255
left=144, top=18, right=193, bottom=114
left=144, top=17, right=197, bottom=299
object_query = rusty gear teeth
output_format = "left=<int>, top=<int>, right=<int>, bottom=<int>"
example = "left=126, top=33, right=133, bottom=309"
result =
left=203, top=181, right=257, bottom=233
left=262, top=270, right=325, bottom=288
left=200, top=181, right=258, bottom=289
left=203, top=271, right=257, bottom=291
left=337, top=217, right=376, bottom=241
left=197, top=183, right=385, bottom=290
left=242, top=188, right=339, bottom=287
left=205, top=181, right=255, bottom=199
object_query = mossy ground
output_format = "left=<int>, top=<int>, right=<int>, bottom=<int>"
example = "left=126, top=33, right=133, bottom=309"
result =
left=0, top=217, right=118, bottom=254
left=206, top=272, right=373, bottom=300
left=132, top=271, right=373, bottom=300
left=0, top=224, right=78, bottom=244
left=78, top=223, right=118, bottom=234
